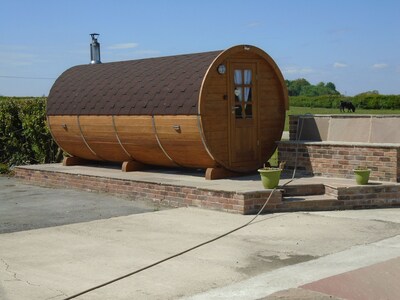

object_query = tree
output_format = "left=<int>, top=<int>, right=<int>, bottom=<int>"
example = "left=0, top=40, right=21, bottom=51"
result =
left=356, top=90, right=379, bottom=96
left=326, top=82, right=336, bottom=91
left=286, top=78, right=311, bottom=96
left=285, top=79, right=340, bottom=96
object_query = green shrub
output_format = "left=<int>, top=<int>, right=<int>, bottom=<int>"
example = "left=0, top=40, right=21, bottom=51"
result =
left=0, top=97, right=62, bottom=172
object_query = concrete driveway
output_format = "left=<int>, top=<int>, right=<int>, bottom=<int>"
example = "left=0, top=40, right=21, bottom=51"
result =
left=0, top=176, right=160, bottom=234
left=1, top=176, right=399, bottom=299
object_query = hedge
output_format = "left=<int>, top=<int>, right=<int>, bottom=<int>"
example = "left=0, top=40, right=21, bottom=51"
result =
left=290, top=94, right=400, bottom=109
left=0, top=97, right=62, bottom=173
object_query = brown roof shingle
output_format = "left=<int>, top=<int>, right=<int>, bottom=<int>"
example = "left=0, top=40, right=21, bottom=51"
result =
left=47, top=50, right=222, bottom=115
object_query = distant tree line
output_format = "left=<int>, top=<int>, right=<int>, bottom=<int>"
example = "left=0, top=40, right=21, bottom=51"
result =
left=289, top=94, right=400, bottom=109
left=285, top=78, right=340, bottom=97
left=286, top=79, right=400, bottom=109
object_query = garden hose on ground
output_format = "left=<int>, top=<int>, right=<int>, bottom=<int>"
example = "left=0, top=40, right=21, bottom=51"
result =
left=63, top=119, right=306, bottom=300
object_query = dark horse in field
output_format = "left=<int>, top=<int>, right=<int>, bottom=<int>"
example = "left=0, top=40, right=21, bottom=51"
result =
left=340, top=101, right=356, bottom=112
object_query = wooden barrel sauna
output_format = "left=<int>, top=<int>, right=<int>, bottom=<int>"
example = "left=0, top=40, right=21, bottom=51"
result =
left=47, top=45, right=289, bottom=179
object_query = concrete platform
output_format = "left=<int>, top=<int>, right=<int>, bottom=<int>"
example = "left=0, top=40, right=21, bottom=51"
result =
left=1, top=190, right=399, bottom=300
left=1, top=176, right=399, bottom=299
left=14, top=163, right=400, bottom=214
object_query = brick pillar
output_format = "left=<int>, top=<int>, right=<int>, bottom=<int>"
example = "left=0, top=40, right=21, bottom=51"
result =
left=289, top=115, right=300, bottom=141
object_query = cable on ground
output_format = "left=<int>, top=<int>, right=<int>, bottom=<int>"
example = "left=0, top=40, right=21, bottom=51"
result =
left=63, top=118, right=306, bottom=299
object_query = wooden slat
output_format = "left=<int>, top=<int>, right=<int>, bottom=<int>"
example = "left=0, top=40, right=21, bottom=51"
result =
left=154, top=116, right=215, bottom=168
left=203, top=102, right=228, bottom=116
left=154, top=116, right=201, bottom=141
left=230, top=52, right=260, bottom=59
left=48, top=116, right=98, bottom=160
left=202, top=116, right=228, bottom=131
left=79, top=116, right=131, bottom=162
left=200, top=65, right=230, bottom=167
left=114, top=116, right=175, bottom=166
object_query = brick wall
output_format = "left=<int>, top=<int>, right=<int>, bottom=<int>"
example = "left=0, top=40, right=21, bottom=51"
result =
left=282, top=115, right=400, bottom=183
left=278, top=142, right=399, bottom=182
left=336, top=185, right=400, bottom=209
left=14, top=166, right=400, bottom=213
left=397, top=149, right=400, bottom=182
left=14, top=167, right=281, bottom=215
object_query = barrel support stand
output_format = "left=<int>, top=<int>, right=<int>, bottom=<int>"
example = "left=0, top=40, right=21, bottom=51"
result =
left=63, top=156, right=88, bottom=166
left=205, top=167, right=242, bottom=180
left=122, top=160, right=147, bottom=172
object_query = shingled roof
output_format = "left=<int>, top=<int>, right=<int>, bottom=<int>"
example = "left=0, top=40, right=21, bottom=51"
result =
left=47, top=50, right=222, bottom=115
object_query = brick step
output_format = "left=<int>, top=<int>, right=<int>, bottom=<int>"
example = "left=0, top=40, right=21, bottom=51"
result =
left=281, top=184, right=325, bottom=197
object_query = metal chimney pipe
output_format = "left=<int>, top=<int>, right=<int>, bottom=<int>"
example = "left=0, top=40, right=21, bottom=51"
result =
left=90, top=33, right=101, bottom=64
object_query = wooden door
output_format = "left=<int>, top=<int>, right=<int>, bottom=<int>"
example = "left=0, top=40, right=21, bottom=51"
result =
left=229, top=62, right=259, bottom=167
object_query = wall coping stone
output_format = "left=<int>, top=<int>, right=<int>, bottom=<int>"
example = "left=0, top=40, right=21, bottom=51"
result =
left=290, top=114, right=400, bottom=119
left=278, top=140, right=400, bottom=148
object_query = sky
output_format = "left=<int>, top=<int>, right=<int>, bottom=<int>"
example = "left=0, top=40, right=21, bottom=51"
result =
left=1, top=0, right=399, bottom=96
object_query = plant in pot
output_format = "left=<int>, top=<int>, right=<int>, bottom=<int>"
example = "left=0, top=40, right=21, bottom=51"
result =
left=258, top=162, right=284, bottom=189
left=353, top=166, right=371, bottom=185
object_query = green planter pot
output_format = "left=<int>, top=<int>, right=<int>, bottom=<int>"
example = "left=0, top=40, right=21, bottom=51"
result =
left=353, top=169, right=371, bottom=185
left=258, top=168, right=282, bottom=189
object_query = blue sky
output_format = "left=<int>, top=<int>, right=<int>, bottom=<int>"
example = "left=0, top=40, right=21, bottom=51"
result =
left=1, top=0, right=399, bottom=96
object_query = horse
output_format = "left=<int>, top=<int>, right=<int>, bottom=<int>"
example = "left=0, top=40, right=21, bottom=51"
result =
left=340, top=101, right=356, bottom=112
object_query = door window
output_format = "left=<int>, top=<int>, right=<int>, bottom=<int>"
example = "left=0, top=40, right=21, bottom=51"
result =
left=234, top=69, right=252, bottom=119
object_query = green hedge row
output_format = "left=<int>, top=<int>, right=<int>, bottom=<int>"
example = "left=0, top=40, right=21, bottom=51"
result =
left=290, top=94, right=400, bottom=109
left=0, top=97, right=62, bottom=173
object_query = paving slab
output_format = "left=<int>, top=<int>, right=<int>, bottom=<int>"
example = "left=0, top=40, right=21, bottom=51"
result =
left=189, top=235, right=400, bottom=299
left=261, top=287, right=343, bottom=299
left=300, top=257, right=400, bottom=300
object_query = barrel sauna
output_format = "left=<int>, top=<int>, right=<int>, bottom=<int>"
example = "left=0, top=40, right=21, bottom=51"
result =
left=47, top=45, right=289, bottom=179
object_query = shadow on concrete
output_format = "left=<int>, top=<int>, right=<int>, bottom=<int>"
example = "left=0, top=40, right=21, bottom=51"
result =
left=0, top=176, right=168, bottom=234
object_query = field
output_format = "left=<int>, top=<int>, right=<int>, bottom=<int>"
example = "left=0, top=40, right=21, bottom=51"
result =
left=284, top=106, right=400, bottom=131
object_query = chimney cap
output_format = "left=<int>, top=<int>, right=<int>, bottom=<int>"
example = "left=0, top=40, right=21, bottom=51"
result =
left=90, top=33, right=100, bottom=40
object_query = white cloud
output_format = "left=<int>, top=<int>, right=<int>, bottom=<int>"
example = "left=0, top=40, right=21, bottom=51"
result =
left=333, top=62, right=348, bottom=68
left=372, top=63, right=388, bottom=69
left=108, top=43, right=139, bottom=50
left=283, top=66, right=314, bottom=75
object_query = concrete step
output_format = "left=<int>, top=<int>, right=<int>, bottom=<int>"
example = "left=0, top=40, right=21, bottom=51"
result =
left=281, top=184, right=325, bottom=197
left=283, top=194, right=338, bottom=202
left=280, top=194, right=340, bottom=211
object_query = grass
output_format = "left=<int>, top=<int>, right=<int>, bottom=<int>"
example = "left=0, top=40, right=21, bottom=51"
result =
left=284, top=106, right=400, bottom=131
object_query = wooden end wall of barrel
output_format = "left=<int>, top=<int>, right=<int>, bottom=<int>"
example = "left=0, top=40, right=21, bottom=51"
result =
left=47, top=45, right=289, bottom=179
